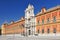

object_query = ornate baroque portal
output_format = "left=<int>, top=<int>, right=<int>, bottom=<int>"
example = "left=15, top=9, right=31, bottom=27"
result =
left=25, top=4, right=35, bottom=36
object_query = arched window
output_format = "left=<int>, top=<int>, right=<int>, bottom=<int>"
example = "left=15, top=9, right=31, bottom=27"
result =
left=42, top=29, right=44, bottom=33
left=47, top=29, right=50, bottom=33
left=53, top=28, right=56, bottom=33
left=53, top=16, right=56, bottom=22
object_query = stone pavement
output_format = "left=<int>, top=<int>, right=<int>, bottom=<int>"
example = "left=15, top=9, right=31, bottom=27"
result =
left=0, top=35, right=60, bottom=40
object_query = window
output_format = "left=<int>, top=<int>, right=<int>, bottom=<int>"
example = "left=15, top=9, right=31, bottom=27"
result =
left=47, top=29, right=50, bottom=33
left=22, top=24, right=24, bottom=28
left=42, top=29, right=44, bottom=33
left=53, top=16, right=56, bottom=22
left=23, top=31, right=24, bottom=34
left=28, top=18, right=30, bottom=21
left=42, top=19, right=44, bottom=24
left=38, top=20, right=40, bottom=25
left=53, top=28, right=56, bottom=33
left=38, top=30, right=40, bottom=33
left=29, top=11, right=30, bottom=13
left=25, top=18, right=27, bottom=20
left=47, top=18, right=50, bottom=23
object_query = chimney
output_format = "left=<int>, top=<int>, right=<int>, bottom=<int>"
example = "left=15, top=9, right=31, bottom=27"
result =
left=41, top=7, right=46, bottom=13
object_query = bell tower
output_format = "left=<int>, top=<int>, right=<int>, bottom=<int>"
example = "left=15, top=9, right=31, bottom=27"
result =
left=25, top=4, right=35, bottom=36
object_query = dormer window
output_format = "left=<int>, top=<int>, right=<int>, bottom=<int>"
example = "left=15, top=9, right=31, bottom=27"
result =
left=41, top=7, right=46, bottom=13
left=11, top=20, right=14, bottom=24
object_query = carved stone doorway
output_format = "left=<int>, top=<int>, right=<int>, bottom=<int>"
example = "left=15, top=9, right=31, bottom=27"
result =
left=29, top=30, right=31, bottom=35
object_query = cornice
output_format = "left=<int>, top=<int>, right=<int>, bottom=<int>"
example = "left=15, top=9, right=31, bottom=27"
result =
left=35, top=5, right=60, bottom=17
left=36, top=21, right=60, bottom=26
left=7, top=19, right=25, bottom=26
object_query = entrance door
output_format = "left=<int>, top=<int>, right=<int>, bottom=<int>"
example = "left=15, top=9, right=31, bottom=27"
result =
left=29, top=30, right=31, bottom=35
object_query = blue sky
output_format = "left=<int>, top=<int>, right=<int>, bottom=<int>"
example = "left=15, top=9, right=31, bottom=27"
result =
left=0, top=0, right=60, bottom=26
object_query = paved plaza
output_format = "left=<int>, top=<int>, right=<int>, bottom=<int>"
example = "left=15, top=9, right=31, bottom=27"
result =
left=0, top=35, right=60, bottom=40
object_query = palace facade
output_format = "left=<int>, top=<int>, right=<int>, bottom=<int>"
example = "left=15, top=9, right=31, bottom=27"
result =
left=1, top=4, right=60, bottom=36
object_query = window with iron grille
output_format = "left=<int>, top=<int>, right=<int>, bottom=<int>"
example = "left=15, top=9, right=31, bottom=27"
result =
left=42, top=29, right=44, bottom=33
left=42, top=19, right=44, bottom=24
left=53, top=28, right=56, bottom=33
left=47, top=18, right=50, bottom=23
left=38, top=20, right=40, bottom=25
left=47, top=29, right=50, bottom=33
left=38, top=29, right=40, bottom=33
left=53, top=16, right=56, bottom=22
